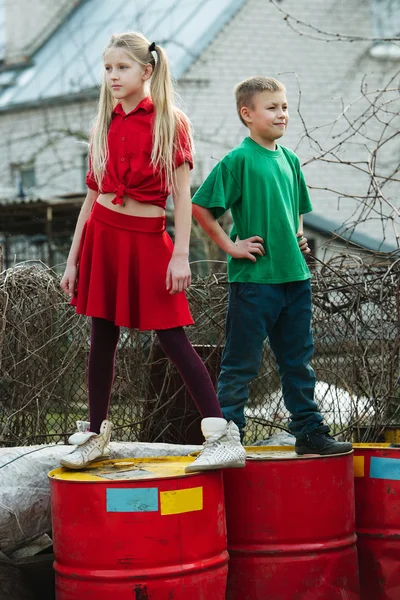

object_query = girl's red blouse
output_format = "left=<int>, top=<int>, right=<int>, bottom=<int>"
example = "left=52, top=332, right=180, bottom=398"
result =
left=85, top=96, right=193, bottom=208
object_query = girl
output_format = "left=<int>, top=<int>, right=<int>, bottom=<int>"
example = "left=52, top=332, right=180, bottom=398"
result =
left=60, top=32, right=246, bottom=473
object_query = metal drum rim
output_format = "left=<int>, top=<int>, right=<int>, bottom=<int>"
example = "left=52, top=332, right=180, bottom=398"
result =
left=189, top=446, right=354, bottom=460
left=353, top=443, right=398, bottom=450
left=244, top=445, right=354, bottom=461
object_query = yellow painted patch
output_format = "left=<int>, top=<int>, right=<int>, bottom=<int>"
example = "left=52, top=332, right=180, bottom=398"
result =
left=160, top=486, right=203, bottom=516
left=354, top=455, right=365, bottom=477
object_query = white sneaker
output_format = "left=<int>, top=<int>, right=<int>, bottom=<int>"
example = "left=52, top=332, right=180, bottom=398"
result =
left=185, top=418, right=246, bottom=473
left=60, top=420, right=112, bottom=469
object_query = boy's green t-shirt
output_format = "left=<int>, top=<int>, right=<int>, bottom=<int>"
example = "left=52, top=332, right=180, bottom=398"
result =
left=192, top=137, right=313, bottom=284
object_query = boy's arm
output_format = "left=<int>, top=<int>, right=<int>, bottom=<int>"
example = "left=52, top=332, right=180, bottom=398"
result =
left=192, top=204, right=264, bottom=262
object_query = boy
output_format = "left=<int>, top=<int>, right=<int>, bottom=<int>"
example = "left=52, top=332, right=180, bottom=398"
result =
left=191, top=76, right=352, bottom=456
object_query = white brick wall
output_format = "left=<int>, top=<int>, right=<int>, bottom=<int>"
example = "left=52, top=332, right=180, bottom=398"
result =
left=0, top=100, right=95, bottom=198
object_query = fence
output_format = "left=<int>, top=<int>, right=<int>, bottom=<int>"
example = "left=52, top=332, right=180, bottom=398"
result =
left=0, top=257, right=399, bottom=446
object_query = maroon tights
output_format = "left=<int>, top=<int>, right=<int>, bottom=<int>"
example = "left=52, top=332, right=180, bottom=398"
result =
left=88, top=317, right=223, bottom=433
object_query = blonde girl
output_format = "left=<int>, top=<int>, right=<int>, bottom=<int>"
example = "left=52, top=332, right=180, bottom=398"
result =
left=60, top=32, right=245, bottom=472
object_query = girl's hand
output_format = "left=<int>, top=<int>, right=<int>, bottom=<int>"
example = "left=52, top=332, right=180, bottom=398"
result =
left=231, top=236, right=265, bottom=262
left=297, top=231, right=311, bottom=255
left=166, top=254, right=191, bottom=294
left=60, top=264, right=77, bottom=297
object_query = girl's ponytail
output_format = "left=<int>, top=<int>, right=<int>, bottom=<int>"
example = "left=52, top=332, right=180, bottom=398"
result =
left=150, top=44, right=184, bottom=189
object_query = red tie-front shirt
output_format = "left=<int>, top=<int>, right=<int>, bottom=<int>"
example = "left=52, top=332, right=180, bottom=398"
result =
left=86, top=96, right=193, bottom=208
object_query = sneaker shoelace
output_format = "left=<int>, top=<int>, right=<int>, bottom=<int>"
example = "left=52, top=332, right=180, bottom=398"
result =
left=318, top=430, right=336, bottom=443
left=316, top=425, right=330, bottom=436
left=306, top=425, right=332, bottom=442
left=199, top=432, right=224, bottom=458
left=75, top=435, right=102, bottom=458
left=306, top=427, right=336, bottom=449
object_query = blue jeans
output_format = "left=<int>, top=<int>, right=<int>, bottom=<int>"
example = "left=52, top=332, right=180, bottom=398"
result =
left=217, top=280, right=323, bottom=437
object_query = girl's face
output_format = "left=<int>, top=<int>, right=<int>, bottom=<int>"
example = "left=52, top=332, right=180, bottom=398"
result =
left=104, top=47, right=151, bottom=105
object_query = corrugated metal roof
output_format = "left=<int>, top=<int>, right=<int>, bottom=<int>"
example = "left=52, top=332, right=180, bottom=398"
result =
left=0, top=0, right=246, bottom=109
left=304, top=212, right=398, bottom=254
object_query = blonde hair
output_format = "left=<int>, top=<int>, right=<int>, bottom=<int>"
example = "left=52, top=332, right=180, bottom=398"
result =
left=90, top=31, right=192, bottom=189
left=234, top=76, right=286, bottom=126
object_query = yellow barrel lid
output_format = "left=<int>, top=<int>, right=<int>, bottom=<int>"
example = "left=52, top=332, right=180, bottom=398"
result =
left=244, top=445, right=353, bottom=460
left=49, top=457, right=197, bottom=482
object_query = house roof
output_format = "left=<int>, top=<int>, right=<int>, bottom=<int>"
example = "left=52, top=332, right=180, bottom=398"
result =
left=0, top=0, right=246, bottom=110
left=304, top=212, right=398, bottom=254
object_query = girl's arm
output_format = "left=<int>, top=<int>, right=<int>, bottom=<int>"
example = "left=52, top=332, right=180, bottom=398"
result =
left=167, top=163, right=192, bottom=294
left=60, top=188, right=98, bottom=296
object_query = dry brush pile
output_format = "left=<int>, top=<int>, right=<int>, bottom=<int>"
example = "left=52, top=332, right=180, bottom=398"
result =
left=0, top=257, right=399, bottom=446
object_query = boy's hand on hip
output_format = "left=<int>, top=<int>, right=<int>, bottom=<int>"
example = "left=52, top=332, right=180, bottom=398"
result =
left=166, top=254, right=191, bottom=294
left=297, top=231, right=311, bottom=255
left=231, top=236, right=265, bottom=262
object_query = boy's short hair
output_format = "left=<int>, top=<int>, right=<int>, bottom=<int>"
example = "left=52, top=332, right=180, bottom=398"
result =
left=235, top=76, right=286, bottom=126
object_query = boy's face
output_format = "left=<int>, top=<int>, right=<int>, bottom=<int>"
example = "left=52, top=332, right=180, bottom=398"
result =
left=241, top=90, right=289, bottom=141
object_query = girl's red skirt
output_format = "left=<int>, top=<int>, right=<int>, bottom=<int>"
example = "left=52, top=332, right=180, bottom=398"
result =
left=71, top=202, right=194, bottom=330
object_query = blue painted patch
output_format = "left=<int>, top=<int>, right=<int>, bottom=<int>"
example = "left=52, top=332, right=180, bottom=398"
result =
left=370, top=457, right=400, bottom=481
left=106, top=488, right=159, bottom=512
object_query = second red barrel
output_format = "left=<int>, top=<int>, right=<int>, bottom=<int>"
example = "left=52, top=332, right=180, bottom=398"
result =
left=224, top=446, right=360, bottom=600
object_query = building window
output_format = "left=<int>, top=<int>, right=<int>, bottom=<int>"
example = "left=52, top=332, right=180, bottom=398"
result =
left=370, top=0, right=400, bottom=59
left=11, top=162, right=36, bottom=197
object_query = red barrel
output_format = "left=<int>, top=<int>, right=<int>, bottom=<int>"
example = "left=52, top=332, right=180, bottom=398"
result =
left=49, top=457, right=228, bottom=600
left=224, top=446, right=360, bottom=600
left=353, top=444, right=400, bottom=600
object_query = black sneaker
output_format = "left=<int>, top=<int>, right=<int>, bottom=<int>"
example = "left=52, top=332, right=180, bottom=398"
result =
left=295, top=425, right=352, bottom=456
